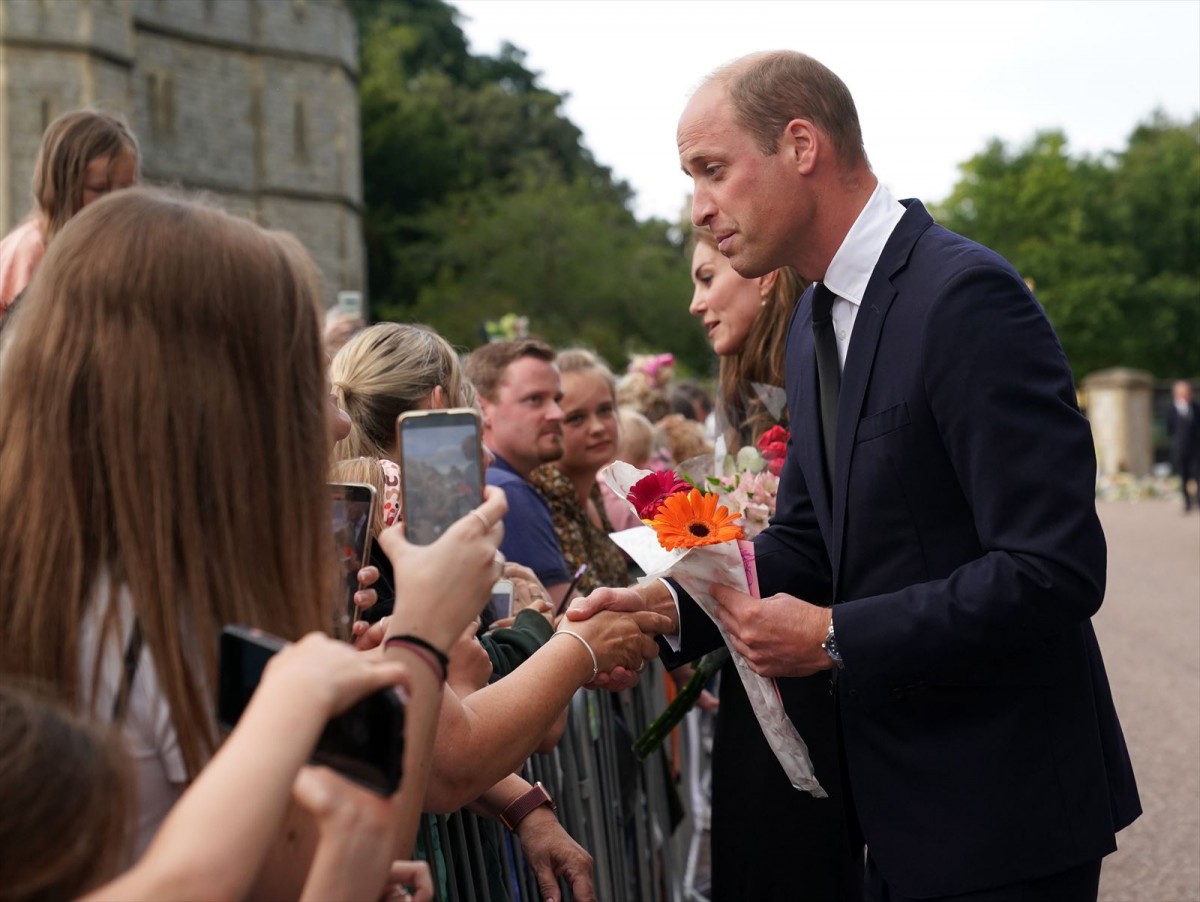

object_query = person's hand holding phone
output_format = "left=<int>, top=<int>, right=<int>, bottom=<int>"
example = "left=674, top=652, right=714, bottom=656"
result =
left=261, top=631, right=410, bottom=721
left=376, top=485, right=507, bottom=653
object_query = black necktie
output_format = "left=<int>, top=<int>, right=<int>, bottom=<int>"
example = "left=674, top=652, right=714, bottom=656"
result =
left=812, top=283, right=840, bottom=481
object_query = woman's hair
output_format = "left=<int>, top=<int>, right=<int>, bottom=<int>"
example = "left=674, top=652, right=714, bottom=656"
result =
left=330, top=323, right=469, bottom=461
left=556, top=348, right=617, bottom=398
left=0, top=188, right=335, bottom=777
left=616, top=407, right=655, bottom=468
left=693, top=228, right=805, bottom=448
left=654, top=413, right=712, bottom=467
left=0, top=682, right=135, bottom=902
left=31, top=108, right=140, bottom=244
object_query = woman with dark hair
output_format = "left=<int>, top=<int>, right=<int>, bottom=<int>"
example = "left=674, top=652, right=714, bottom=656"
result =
left=688, top=228, right=865, bottom=900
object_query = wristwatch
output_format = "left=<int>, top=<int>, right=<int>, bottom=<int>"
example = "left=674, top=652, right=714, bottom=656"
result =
left=822, top=619, right=845, bottom=670
left=499, top=781, right=556, bottom=831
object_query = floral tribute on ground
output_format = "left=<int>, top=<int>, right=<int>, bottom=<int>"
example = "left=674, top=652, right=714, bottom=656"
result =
left=602, top=460, right=825, bottom=797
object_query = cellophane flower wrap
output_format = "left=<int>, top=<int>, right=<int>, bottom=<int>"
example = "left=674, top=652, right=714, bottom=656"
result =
left=601, top=460, right=826, bottom=797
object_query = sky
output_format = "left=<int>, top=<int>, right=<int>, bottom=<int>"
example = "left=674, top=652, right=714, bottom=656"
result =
left=452, top=0, right=1200, bottom=223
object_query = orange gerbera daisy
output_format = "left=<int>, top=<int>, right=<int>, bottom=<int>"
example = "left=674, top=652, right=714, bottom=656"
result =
left=649, top=488, right=744, bottom=550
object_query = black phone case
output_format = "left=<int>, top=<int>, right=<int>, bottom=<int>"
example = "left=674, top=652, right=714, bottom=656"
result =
left=217, top=625, right=405, bottom=795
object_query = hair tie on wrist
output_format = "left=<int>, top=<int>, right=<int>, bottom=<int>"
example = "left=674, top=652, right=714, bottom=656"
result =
left=384, top=634, right=450, bottom=683
left=553, top=629, right=598, bottom=683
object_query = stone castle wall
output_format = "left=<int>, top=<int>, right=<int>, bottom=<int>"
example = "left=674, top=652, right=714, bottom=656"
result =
left=0, top=0, right=363, bottom=305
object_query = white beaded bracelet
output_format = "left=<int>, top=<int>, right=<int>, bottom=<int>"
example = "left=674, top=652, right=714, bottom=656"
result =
left=553, top=628, right=599, bottom=683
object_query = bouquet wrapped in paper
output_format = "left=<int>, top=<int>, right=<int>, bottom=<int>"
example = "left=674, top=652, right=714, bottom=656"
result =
left=602, top=460, right=826, bottom=797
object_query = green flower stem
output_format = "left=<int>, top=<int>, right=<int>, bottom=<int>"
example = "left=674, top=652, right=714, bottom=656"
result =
left=633, top=647, right=731, bottom=760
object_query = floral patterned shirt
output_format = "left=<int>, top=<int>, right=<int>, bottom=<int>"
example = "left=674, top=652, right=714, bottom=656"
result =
left=529, top=464, right=630, bottom=594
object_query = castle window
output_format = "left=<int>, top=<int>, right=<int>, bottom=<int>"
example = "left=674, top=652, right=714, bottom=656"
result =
left=40, top=97, right=54, bottom=132
left=293, top=99, right=309, bottom=163
left=204, top=0, right=216, bottom=19
left=147, top=71, right=176, bottom=138
left=292, top=0, right=307, bottom=21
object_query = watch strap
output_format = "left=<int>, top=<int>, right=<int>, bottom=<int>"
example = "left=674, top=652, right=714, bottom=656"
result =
left=499, top=781, right=556, bottom=831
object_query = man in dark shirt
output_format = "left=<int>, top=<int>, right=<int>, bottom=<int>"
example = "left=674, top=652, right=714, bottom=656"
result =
left=465, top=339, right=572, bottom=604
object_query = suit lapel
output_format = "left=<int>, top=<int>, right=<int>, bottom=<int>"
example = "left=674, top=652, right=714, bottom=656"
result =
left=828, top=201, right=934, bottom=589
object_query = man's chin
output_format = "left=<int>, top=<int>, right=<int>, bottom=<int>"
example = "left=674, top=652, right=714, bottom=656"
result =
left=538, top=442, right=564, bottom=463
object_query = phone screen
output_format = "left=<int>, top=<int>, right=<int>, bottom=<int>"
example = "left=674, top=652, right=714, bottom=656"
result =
left=397, top=409, right=483, bottom=545
left=330, top=483, right=376, bottom=621
left=218, top=625, right=405, bottom=795
left=337, top=290, right=363, bottom=320
left=488, top=578, right=515, bottom=622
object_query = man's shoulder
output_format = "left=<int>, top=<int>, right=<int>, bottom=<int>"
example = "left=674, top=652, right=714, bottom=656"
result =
left=486, top=465, right=527, bottom=490
left=487, top=466, right=553, bottom=518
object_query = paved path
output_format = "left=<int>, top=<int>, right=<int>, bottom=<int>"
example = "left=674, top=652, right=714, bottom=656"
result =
left=1094, top=500, right=1200, bottom=902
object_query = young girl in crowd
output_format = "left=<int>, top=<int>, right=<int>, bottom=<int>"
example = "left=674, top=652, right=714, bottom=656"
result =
left=0, top=108, right=139, bottom=314
left=0, top=187, right=506, bottom=898
left=529, top=348, right=630, bottom=593
left=0, top=635, right=433, bottom=902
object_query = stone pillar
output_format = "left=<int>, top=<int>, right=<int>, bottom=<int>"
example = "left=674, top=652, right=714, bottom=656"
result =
left=1081, top=368, right=1156, bottom=477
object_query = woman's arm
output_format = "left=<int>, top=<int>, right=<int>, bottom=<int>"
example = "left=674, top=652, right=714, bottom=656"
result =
left=423, top=608, right=668, bottom=812
left=84, top=634, right=411, bottom=902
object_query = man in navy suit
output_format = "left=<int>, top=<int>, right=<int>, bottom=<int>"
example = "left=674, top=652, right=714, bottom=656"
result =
left=574, top=51, right=1139, bottom=901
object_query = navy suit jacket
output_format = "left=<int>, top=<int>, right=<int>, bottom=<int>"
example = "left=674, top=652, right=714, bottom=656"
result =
left=671, top=200, right=1140, bottom=896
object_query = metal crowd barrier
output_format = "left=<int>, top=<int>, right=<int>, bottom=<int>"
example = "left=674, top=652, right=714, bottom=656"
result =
left=422, top=660, right=692, bottom=901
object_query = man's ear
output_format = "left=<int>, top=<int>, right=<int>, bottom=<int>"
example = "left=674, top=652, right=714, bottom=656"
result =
left=758, top=269, right=780, bottom=298
left=785, top=118, right=818, bottom=175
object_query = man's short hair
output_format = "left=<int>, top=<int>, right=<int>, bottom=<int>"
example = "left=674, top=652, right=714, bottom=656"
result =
left=713, top=50, right=867, bottom=166
left=464, top=338, right=557, bottom=402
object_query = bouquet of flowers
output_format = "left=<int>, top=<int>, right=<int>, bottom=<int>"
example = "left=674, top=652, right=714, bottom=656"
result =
left=603, top=460, right=825, bottom=797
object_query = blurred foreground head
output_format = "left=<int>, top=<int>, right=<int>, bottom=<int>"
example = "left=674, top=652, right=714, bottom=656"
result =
left=0, top=188, right=335, bottom=775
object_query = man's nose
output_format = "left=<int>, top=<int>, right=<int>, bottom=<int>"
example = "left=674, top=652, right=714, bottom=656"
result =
left=692, top=189, right=716, bottom=228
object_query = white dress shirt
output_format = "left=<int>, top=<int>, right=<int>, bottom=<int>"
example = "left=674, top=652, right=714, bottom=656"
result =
left=818, top=182, right=907, bottom=370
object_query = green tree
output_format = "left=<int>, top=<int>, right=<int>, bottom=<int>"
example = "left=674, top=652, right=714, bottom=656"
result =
left=350, top=0, right=706, bottom=373
left=934, top=116, right=1199, bottom=379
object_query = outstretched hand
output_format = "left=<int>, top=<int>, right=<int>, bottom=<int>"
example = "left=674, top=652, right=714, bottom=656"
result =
left=566, top=582, right=678, bottom=690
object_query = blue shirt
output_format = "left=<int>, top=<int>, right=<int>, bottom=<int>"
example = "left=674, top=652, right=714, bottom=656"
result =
left=487, top=453, right=571, bottom=588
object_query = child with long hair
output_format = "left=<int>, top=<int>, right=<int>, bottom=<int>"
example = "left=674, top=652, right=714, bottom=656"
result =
left=0, top=187, right=507, bottom=897
left=0, top=108, right=139, bottom=313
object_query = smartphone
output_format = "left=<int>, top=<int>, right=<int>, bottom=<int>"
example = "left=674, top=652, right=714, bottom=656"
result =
left=396, top=408, right=485, bottom=545
left=330, top=482, right=377, bottom=623
left=489, top=578, right=515, bottom=621
left=217, top=625, right=405, bottom=795
left=337, top=290, right=363, bottom=320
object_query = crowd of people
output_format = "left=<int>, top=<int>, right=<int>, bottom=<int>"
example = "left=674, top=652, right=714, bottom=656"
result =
left=0, top=49, right=1149, bottom=902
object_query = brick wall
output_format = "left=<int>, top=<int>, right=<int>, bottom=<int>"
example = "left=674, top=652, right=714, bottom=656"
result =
left=0, top=0, right=363, bottom=305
